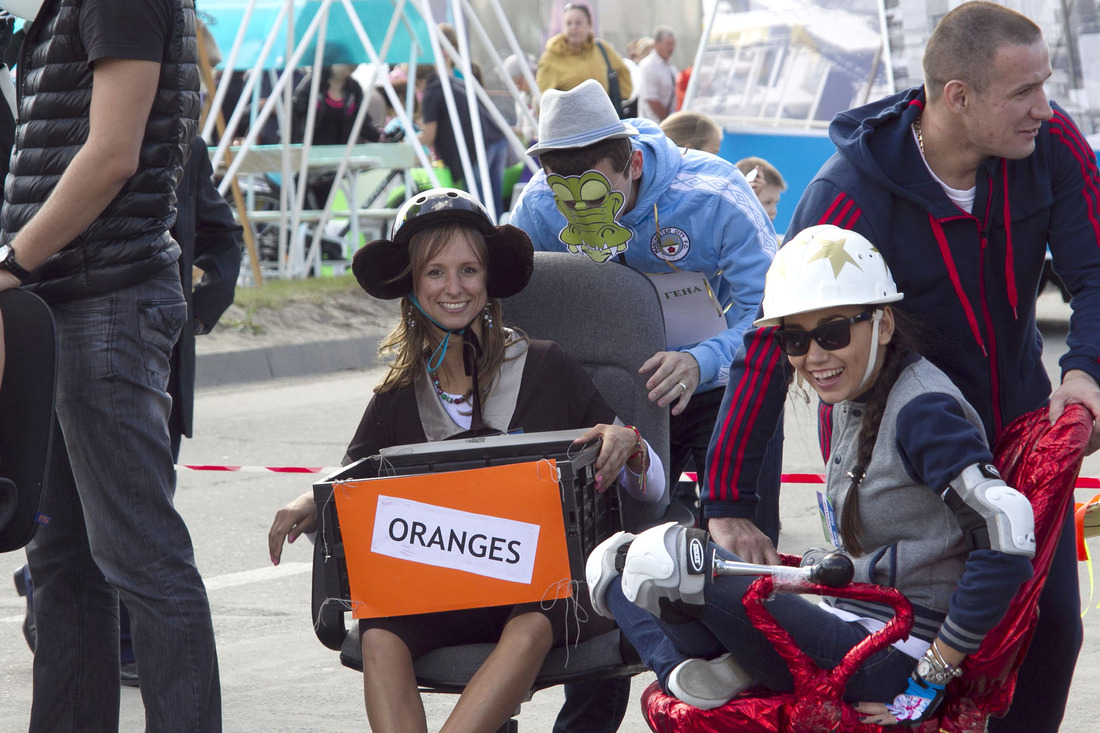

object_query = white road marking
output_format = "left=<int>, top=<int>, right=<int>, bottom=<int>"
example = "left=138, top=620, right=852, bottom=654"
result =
left=2, top=562, right=312, bottom=623
left=203, top=561, right=312, bottom=591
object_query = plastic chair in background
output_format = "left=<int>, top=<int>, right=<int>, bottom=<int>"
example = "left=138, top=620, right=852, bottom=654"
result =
left=501, top=161, right=526, bottom=211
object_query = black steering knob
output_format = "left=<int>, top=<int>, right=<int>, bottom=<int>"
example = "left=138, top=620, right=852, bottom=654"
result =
left=807, top=552, right=854, bottom=588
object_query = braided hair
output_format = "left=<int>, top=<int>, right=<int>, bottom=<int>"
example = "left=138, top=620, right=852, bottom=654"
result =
left=839, top=309, right=919, bottom=556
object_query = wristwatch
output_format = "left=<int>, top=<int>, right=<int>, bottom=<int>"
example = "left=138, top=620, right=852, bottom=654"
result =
left=0, top=244, right=30, bottom=281
left=916, top=645, right=964, bottom=685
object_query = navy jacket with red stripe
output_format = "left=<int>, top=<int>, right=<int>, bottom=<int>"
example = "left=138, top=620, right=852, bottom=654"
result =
left=702, top=86, right=1100, bottom=521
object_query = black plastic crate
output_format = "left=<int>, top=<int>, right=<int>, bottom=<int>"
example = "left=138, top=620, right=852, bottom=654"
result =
left=312, top=429, right=623, bottom=618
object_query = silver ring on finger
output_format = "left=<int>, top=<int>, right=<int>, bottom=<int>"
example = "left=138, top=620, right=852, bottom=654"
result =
left=676, top=381, right=687, bottom=394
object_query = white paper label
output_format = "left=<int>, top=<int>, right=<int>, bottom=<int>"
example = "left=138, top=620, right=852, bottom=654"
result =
left=645, top=269, right=727, bottom=349
left=370, top=495, right=542, bottom=584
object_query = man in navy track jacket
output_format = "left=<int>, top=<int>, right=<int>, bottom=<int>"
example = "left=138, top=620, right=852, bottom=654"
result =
left=702, top=4, right=1100, bottom=730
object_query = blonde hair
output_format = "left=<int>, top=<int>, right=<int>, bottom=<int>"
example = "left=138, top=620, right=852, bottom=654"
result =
left=661, top=111, right=722, bottom=154
left=375, top=223, right=519, bottom=400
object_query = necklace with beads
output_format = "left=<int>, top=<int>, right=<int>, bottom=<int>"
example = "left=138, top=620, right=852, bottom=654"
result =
left=913, top=115, right=926, bottom=158
left=429, top=370, right=467, bottom=404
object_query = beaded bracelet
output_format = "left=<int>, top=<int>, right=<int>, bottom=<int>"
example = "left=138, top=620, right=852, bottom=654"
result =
left=625, top=425, right=649, bottom=494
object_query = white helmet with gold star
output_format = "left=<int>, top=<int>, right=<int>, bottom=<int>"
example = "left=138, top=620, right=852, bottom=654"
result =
left=754, top=224, right=903, bottom=327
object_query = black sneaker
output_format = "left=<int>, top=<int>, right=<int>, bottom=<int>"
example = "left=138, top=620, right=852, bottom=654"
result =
left=120, top=661, right=140, bottom=688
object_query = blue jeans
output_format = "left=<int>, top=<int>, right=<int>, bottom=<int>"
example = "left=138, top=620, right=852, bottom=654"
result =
left=612, top=591, right=686, bottom=691
left=25, top=266, right=221, bottom=731
left=607, top=543, right=914, bottom=702
left=465, top=137, right=508, bottom=220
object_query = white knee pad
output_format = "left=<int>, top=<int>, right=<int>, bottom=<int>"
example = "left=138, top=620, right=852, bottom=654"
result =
left=621, top=522, right=708, bottom=621
left=584, top=531, right=635, bottom=620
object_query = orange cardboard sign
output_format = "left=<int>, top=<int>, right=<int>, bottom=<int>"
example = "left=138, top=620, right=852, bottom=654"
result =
left=331, top=459, right=573, bottom=618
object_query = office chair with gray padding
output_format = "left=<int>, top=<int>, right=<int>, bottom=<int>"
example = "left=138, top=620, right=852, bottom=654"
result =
left=0, top=289, right=57, bottom=553
left=313, top=252, right=685, bottom=729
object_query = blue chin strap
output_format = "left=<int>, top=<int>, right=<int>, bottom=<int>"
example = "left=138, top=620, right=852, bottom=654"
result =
left=410, top=293, right=491, bottom=433
left=410, top=294, right=475, bottom=372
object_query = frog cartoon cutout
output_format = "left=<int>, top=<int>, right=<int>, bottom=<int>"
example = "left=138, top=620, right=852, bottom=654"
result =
left=547, top=170, right=633, bottom=263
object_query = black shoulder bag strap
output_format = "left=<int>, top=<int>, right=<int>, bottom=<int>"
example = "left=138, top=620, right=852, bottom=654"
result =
left=595, top=41, right=623, bottom=114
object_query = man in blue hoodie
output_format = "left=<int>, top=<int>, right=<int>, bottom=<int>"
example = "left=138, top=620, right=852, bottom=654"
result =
left=704, top=3, right=1100, bottom=730
left=510, top=77, right=778, bottom=729
left=511, top=78, right=778, bottom=516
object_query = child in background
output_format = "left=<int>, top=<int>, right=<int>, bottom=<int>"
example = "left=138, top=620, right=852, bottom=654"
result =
left=735, top=156, right=786, bottom=222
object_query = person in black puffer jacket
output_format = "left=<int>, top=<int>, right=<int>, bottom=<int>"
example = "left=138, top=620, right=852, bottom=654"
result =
left=0, top=1, right=222, bottom=730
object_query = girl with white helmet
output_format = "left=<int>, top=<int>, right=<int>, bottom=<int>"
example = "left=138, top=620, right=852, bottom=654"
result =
left=586, top=225, right=1037, bottom=724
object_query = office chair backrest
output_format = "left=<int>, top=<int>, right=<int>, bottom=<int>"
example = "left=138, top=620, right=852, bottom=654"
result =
left=0, top=289, right=57, bottom=552
left=503, top=251, right=671, bottom=531
left=318, top=252, right=672, bottom=704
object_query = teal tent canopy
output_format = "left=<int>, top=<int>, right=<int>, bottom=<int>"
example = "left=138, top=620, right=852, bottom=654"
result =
left=200, top=0, right=435, bottom=70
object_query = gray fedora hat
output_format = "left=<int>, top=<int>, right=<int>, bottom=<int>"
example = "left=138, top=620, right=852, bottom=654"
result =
left=526, top=79, right=638, bottom=157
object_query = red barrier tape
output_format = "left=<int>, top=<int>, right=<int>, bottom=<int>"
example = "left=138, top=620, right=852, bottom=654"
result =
left=176, top=464, right=339, bottom=474
left=182, top=464, right=1100, bottom=489
left=680, top=471, right=1100, bottom=488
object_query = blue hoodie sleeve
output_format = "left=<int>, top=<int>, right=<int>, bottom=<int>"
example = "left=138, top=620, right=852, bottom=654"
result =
left=509, top=175, right=560, bottom=252
left=684, top=177, right=776, bottom=391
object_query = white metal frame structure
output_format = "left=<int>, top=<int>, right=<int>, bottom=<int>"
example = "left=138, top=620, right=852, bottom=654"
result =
left=203, top=0, right=538, bottom=279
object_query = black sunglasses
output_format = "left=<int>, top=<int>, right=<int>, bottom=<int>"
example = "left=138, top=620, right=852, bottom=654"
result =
left=774, top=310, right=874, bottom=357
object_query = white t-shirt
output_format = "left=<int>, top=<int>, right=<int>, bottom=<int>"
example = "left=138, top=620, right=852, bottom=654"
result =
left=913, top=125, right=976, bottom=213
left=638, top=53, right=677, bottom=122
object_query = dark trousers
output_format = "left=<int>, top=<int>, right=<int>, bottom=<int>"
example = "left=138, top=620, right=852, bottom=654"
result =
left=987, top=508, right=1082, bottom=732
left=668, top=388, right=783, bottom=544
left=553, top=676, right=631, bottom=733
left=667, top=387, right=725, bottom=520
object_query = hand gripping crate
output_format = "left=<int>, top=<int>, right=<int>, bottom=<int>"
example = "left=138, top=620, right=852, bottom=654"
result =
left=312, top=429, right=623, bottom=625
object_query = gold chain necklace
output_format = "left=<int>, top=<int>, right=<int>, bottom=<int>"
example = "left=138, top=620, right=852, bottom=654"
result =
left=913, top=115, right=926, bottom=158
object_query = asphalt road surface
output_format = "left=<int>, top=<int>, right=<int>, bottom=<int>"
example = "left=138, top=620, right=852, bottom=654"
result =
left=2, top=317, right=1097, bottom=731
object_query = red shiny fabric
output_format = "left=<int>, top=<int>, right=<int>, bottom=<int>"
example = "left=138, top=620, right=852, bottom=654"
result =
left=641, top=405, right=1091, bottom=733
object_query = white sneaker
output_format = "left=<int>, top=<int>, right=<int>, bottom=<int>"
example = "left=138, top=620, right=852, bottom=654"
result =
left=585, top=531, right=635, bottom=619
left=666, top=653, right=754, bottom=710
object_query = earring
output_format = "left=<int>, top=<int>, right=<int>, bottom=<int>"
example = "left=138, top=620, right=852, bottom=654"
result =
left=406, top=314, right=416, bottom=328
left=483, top=305, right=493, bottom=329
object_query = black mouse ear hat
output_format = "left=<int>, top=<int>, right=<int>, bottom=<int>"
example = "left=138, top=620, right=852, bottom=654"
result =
left=352, top=188, right=534, bottom=300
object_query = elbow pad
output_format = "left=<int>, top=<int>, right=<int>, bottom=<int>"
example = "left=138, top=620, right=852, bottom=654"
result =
left=940, top=463, right=1036, bottom=557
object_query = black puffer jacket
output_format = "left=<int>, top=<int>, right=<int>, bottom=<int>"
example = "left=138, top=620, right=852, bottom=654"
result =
left=1, top=0, right=200, bottom=303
